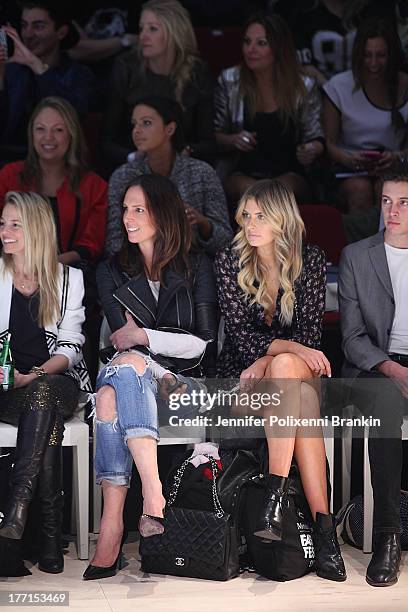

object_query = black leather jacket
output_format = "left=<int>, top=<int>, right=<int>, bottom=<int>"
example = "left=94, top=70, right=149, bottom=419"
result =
left=96, top=252, right=218, bottom=376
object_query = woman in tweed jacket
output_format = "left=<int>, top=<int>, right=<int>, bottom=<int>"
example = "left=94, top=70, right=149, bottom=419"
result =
left=214, top=13, right=324, bottom=202
left=106, top=96, right=232, bottom=258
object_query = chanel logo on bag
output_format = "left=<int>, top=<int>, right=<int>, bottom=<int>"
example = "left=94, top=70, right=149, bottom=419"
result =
left=175, top=557, right=185, bottom=567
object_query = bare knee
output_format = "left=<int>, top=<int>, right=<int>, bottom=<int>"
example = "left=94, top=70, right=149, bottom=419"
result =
left=340, top=177, right=374, bottom=211
left=278, top=173, right=310, bottom=202
left=225, top=174, right=255, bottom=200
left=111, top=353, right=147, bottom=374
left=96, top=385, right=117, bottom=421
left=265, top=353, right=309, bottom=379
left=300, top=380, right=321, bottom=417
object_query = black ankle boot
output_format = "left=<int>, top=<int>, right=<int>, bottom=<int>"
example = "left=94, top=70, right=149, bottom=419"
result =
left=37, top=446, right=64, bottom=574
left=253, top=474, right=288, bottom=541
left=313, top=512, right=347, bottom=582
left=0, top=408, right=54, bottom=540
left=366, top=533, right=401, bottom=587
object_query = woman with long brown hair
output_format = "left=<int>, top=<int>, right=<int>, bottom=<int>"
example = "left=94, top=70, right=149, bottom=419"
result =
left=214, top=13, right=324, bottom=202
left=83, top=173, right=218, bottom=580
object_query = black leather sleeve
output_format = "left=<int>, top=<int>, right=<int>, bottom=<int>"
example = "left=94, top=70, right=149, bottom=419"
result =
left=193, top=253, right=219, bottom=377
left=96, top=259, right=127, bottom=332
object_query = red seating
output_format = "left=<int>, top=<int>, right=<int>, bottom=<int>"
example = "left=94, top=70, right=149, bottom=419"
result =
left=195, top=27, right=242, bottom=77
left=298, top=204, right=347, bottom=266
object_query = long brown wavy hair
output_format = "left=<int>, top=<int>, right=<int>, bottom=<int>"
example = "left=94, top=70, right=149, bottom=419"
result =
left=19, top=96, right=88, bottom=197
left=240, top=13, right=306, bottom=128
left=117, top=174, right=192, bottom=282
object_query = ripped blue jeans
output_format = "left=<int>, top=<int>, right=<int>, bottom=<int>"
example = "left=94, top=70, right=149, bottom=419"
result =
left=94, top=360, right=203, bottom=486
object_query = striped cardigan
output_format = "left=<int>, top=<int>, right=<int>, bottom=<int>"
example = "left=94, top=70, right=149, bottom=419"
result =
left=0, top=261, right=91, bottom=392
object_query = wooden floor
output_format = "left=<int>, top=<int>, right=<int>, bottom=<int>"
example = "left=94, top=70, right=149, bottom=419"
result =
left=0, top=538, right=407, bottom=612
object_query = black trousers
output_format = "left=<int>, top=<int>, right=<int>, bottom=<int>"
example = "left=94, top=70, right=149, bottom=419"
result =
left=351, top=362, right=408, bottom=535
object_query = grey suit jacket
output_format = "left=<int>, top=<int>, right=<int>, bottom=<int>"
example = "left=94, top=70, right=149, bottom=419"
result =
left=338, top=231, right=395, bottom=378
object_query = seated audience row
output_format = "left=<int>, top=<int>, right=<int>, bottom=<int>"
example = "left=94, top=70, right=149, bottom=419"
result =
left=1, top=169, right=407, bottom=589
left=0, top=178, right=345, bottom=586
left=0, top=95, right=232, bottom=263
left=3, top=1, right=408, bottom=222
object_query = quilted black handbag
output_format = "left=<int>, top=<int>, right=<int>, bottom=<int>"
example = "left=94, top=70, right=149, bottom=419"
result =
left=139, top=455, right=240, bottom=581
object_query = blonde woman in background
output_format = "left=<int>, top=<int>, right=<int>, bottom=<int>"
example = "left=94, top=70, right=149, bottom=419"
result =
left=0, top=192, right=90, bottom=576
left=103, top=0, right=215, bottom=170
left=215, top=179, right=346, bottom=582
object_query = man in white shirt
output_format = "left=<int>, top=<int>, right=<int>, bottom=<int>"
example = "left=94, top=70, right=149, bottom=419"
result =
left=339, top=170, right=408, bottom=587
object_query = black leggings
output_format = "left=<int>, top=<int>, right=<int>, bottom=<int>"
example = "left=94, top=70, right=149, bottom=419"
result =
left=0, top=375, right=79, bottom=446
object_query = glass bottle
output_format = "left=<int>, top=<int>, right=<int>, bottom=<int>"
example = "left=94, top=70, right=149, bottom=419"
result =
left=0, top=333, right=14, bottom=391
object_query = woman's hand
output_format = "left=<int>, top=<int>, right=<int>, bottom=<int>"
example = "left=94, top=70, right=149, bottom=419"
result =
left=232, top=130, right=257, bottom=152
left=0, top=367, right=35, bottom=389
left=158, top=373, right=187, bottom=401
left=109, top=311, right=148, bottom=352
left=184, top=205, right=212, bottom=239
left=374, top=151, right=395, bottom=173
left=296, top=141, right=323, bottom=166
left=292, top=346, right=331, bottom=377
left=240, top=359, right=268, bottom=391
left=343, top=150, right=379, bottom=173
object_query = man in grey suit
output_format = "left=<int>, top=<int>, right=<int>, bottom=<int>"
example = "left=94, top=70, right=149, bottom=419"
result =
left=339, top=170, right=408, bottom=587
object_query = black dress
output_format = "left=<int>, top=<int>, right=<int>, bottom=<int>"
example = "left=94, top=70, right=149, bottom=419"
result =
left=215, top=243, right=326, bottom=377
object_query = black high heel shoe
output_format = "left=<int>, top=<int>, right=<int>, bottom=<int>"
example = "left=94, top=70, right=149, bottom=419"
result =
left=82, top=549, right=124, bottom=581
left=138, top=514, right=165, bottom=538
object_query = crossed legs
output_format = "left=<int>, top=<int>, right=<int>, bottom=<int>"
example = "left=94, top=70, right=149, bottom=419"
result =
left=261, top=353, right=329, bottom=519
left=91, top=353, right=165, bottom=567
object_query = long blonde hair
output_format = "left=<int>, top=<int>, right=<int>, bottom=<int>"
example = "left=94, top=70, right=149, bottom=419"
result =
left=139, top=0, right=200, bottom=104
left=234, top=180, right=304, bottom=325
left=2, top=191, right=60, bottom=327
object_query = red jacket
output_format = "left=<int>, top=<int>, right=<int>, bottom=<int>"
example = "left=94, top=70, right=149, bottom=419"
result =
left=0, top=161, right=107, bottom=262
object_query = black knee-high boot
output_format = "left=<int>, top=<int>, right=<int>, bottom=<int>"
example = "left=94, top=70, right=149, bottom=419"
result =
left=37, top=445, right=64, bottom=573
left=0, top=407, right=55, bottom=540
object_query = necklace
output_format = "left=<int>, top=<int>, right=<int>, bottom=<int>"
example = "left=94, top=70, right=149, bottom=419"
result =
left=13, top=271, right=38, bottom=294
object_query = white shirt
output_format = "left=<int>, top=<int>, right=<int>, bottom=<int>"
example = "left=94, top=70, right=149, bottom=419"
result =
left=385, top=243, right=408, bottom=355
left=323, top=70, right=408, bottom=152
left=144, top=279, right=207, bottom=359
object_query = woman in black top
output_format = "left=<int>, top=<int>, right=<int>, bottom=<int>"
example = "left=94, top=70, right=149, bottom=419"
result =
left=214, top=13, right=324, bottom=202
